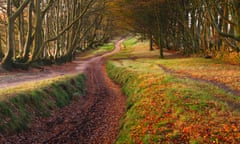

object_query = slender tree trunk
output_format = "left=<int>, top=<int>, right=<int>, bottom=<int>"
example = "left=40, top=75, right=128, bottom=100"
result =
left=31, top=0, right=42, bottom=62
left=54, top=0, right=60, bottom=59
left=159, top=34, right=164, bottom=58
left=18, top=10, right=25, bottom=57
left=2, top=0, right=14, bottom=69
left=149, top=34, right=154, bottom=51
left=234, top=0, right=240, bottom=51
left=23, top=1, right=33, bottom=62
left=0, top=35, right=3, bottom=59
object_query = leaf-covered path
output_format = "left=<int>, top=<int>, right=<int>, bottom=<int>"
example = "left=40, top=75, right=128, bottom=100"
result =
left=0, top=40, right=126, bottom=143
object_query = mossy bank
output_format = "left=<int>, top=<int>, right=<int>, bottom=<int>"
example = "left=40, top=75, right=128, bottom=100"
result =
left=0, top=74, right=86, bottom=135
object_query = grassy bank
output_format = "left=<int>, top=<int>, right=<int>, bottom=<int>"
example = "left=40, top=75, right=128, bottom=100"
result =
left=107, top=38, right=240, bottom=143
left=0, top=74, right=86, bottom=135
left=79, top=42, right=115, bottom=59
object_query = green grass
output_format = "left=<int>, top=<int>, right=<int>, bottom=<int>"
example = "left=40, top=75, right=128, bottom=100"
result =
left=123, top=37, right=138, bottom=47
left=0, top=75, right=80, bottom=101
left=142, top=57, right=240, bottom=92
left=0, top=74, right=86, bottom=135
left=79, top=42, right=115, bottom=59
left=109, top=37, right=139, bottom=60
left=110, top=37, right=159, bottom=60
left=107, top=37, right=240, bottom=143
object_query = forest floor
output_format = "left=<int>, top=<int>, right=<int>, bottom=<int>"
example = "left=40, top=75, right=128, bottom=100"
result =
left=0, top=40, right=126, bottom=143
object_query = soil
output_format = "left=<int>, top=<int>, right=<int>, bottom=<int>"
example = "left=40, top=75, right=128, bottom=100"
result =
left=0, top=40, right=126, bottom=143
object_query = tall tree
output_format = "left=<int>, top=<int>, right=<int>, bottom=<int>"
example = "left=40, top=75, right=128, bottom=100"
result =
left=2, top=0, right=30, bottom=69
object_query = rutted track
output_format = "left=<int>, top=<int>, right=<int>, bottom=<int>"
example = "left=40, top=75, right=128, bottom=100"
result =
left=0, top=40, right=126, bottom=143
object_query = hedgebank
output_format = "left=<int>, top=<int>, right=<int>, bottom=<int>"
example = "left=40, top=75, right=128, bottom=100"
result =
left=0, top=74, right=86, bottom=135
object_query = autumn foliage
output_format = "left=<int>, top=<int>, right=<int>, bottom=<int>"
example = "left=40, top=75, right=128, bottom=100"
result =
left=110, top=0, right=240, bottom=63
left=107, top=60, right=240, bottom=143
left=107, top=38, right=240, bottom=143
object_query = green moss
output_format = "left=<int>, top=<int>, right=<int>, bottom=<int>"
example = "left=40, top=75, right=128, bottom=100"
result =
left=0, top=74, right=86, bottom=135
left=51, top=84, right=70, bottom=108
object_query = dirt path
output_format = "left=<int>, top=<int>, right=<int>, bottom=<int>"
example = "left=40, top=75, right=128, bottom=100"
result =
left=0, top=59, right=89, bottom=89
left=0, top=40, right=126, bottom=143
left=0, top=42, right=117, bottom=89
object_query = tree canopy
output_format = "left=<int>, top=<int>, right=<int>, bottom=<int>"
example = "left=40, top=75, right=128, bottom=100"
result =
left=110, top=0, right=240, bottom=59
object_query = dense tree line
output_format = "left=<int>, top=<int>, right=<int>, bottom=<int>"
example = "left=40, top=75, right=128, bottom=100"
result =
left=112, top=0, right=240, bottom=58
left=0, top=0, right=113, bottom=69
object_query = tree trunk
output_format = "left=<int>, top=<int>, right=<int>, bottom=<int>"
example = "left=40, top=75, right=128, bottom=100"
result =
left=23, top=1, right=33, bottom=62
left=2, top=0, right=14, bottom=69
left=0, top=35, right=3, bottom=60
left=18, top=9, right=25, bottom=57
left=30, top=0, right=42, bottom=62
left=149, top=34, right=154, bottom=51
left=234, top=0, right=240, bottom=51
left=158, top=34, right=164, bottom=58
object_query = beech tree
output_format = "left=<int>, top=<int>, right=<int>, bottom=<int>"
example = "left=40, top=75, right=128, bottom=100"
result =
left=0, top=0, right=113, bottom=69
left=2, top=0, right=30, bottom=69
left=111, top=0, right=240, bottom=58
left=0, top=2, right=6, bottom=60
